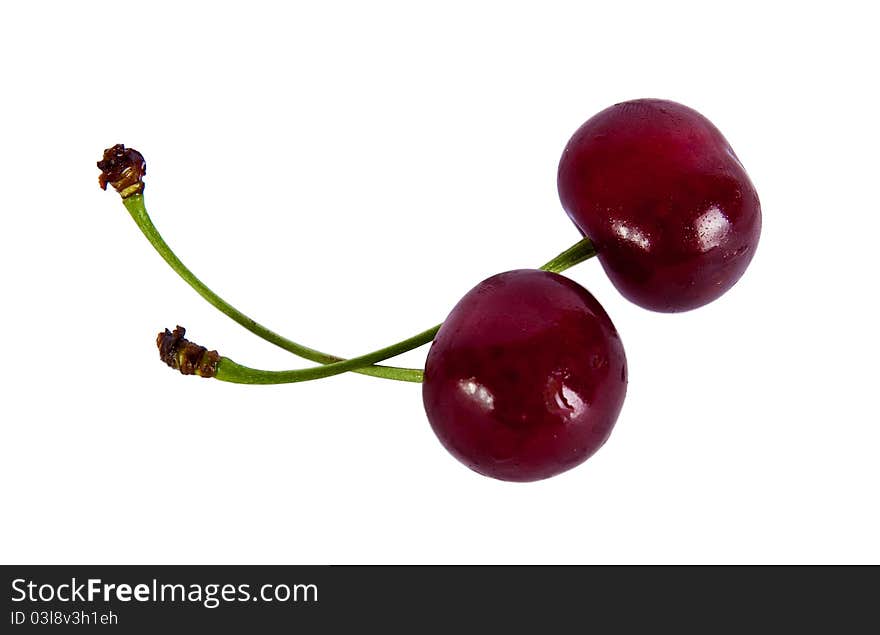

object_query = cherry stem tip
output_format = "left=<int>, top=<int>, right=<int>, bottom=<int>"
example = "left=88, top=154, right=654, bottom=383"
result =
left=98, top=144, right=146, bottom=199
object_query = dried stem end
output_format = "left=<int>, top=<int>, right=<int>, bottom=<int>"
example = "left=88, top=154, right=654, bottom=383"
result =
left=98, top=144, right=146, bottom=198
left=156, top=326, right=220, bottom=378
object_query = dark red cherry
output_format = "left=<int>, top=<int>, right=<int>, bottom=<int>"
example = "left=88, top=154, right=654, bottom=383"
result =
left=558, top=98, right=761, bottom=312
left=422, top=269, right=627, bottom=482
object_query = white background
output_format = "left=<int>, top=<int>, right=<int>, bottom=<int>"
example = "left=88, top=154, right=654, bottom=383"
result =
left=1, top=1, right=878, bottom=564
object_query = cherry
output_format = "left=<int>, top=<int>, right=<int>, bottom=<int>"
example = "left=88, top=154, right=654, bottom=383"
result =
left=100, top=122, right=757, bottom=481
left=558, top=98, right=761, bottom=312
left=422, top=269, right=627, bottom=482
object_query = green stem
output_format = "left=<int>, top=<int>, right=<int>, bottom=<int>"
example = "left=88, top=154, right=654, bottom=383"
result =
left=209, top=238, right=598, bottom=385
left=123, top=194, right=424, bottom=382
left=214, top=327, right=441, bottom=385
left=215, top=235, right=596, bottom=385
left=122, top=194, right=596, bottom=384
left=540, top=237, right=598, bottom=273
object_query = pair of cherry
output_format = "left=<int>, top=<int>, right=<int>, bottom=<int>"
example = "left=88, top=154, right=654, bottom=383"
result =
left=99, top=99, right=761, bottom=482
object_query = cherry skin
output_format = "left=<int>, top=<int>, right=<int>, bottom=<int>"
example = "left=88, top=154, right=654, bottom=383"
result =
left=422, top=269, right=627, bottom=482
left=558, top=98, right=761, bottom=312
